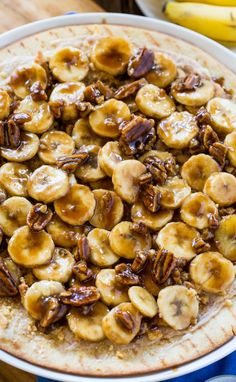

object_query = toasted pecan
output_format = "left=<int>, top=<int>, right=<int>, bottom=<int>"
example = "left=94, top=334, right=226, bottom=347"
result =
left=192, top=237, right=211, bottom=254
left=74, top=235, right=91, bottom=262
left=73, top=261, right=93, bottom=282
left=127, top=48, right=154, bottom=78
left=115, top=263, right=141, bottom=286
left=60, top=286, right=100, bottom=306
left=27, top=203, right=53, bottom=231
left=152, top=249, right=176, bottom=284
left=114, top=78, right=147, bottom=100
left=141, top=184, right=161, bottom=213
left=209, top=142, right=227, bottom=167
left=115, top=309, right=135, bottom=331
left=40, top=296, right=68, bottom=328
left=57, top=152, right=89, bottom=173
left=131, top=250, right=150, bottom=273
left=173, top=74, right=202, bottom=92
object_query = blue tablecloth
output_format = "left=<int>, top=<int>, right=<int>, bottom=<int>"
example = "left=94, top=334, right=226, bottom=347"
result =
left=37, top=351, right=236, bottom=382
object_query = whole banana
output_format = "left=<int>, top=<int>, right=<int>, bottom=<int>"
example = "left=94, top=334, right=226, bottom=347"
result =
left=176, top=0, right=236, bottom=5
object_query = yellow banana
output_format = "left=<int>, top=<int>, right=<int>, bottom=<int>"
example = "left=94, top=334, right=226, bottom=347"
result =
left=164, top=2, right=236, bottom=43
left=176, top=0, right=236, bottom=5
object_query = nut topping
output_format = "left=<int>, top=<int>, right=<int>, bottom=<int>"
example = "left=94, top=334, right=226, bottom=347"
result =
left=40, top=296, right=68, bottom=328
left=73, top=261, right=93, bottom=282
left=57, top=152, right=89, bottom=173
left=114, top=78, right=147, bottom=100
left=143, top=156, right=167, bottom=185
left=192, top=237, right=211, bottom=254
left=74, top=235, right=91, bottom=262
left=199, top=125, right=219, bottom=149
left=30, top=81, right=47, bottom=102
left=0, top=120, right=20, bottom=148
left=127, top=48, right=154, bottom=78
left=141, top=184, right=161, bottom=213
left=115, top=263, right=140, bottom=286
left=209, top=142, right=227, bottom=167
left=131, top=250, right=149, bottom=273
left=173, top=74, right=202, bottom=92
left=27, top=203, right=53, bottom=231
left=0, top=258, right=18, bottom=296
left=115, top=309, right=135, bottom=331
left=130, top=222, right=149, bottom=236
left=195, top=107, right=212, bottom=126
left=84, top=80, right=113, bottom=104
left=152, top=249, right=176, bottom=284
left=208, top=213, right=219, bottom=229
left=60, top=286, right=100, bottom=306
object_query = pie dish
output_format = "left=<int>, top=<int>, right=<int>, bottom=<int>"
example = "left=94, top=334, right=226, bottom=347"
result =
left=0, top=13, right=235, bottom=379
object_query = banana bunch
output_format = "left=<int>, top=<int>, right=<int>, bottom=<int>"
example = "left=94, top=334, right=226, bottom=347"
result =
left=164, top=1, right=236, bottom=44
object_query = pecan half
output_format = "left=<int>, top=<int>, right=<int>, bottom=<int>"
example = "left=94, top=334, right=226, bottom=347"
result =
left=119, top=115, right=156, bottom=155
left=84, top=80, right=113, bottom=104
left=199, top=125, right=219, bottom=149
left=73, top=261, right=93, bottom=282
left=131, top=250, right=149, bottom=273
left=130, top=222, right=148, bottom=236
left=152, top=249, right=176, bottom=284
left=115, top=263, right=140, bottom=286
left=0, top=120, right=20, bottom=148
left=0, top=258, right=18, bottom=296
left=10, top=112, right=32, bottom=125
left=164, top=157, right=179, bottom=177
left=137, top=172, right=152, bottom=185
left=143, top=156, right=167, bottom=185
left=115, top=309, right=135, bottom=331
left=208, top=213, right=219, bottom=229
left=189, top=137, right=204, bottom=155
left=141, top=184, right=161, bottom=213
left=74, top=235, right=91, bottom=262
left=60, top=286, right=100, bottom=306
left=27, top=203, right=53, bottom=231
left=173, top=74, right=202, bottom=92
left=127, top=48, right=154, bottom=78
left=76, top=101, right=94, bottom=118
left=40, top=296, right=68, bottom=328
left=57, top=152, right=89, bottom=173
left=192, top=237, right=211, bottom=254
left=114, top=78, right=147, bottom=100
left=209, top=142, right=227, bottom=167
left=195, top=107, right=212, bottom=126
left=30, top=81, right=47, bottom=101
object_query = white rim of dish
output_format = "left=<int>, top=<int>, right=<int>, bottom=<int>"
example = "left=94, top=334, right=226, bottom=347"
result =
left=0, top=13, right=235, bottom=381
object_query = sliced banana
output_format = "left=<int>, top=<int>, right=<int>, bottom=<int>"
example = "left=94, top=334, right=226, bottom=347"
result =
left=49, top=47, right=89, bottom=82
left=27, top=165, right=69, bottom=203
left=157, top=285, right=199, bottom=330
left=75, top=145, right=106, bottom=182
left=0, top=196, right=32, bottom=236
left=109, top=221, right=151, bottom=260
left=215, top=215, right=236, bottom=261
left=190, top=252, right=235, bottom=294
left=203, top=172, right=236, bottom=206
left=102, top=302, right=141, bottom=345
left=180, top=192, right=218, bottom=230
left=89, top=189, right=124, bottom=230
left=91, top=37, right=132, bottom=76
left=89, top=99, right=131, bottom=138
left=9, top=63, right=47, bottom=99
left=24, top=280, right=65, bottom=320
left=172, top=79, right=214, bottom=107
left=95, top=269, right=129, bottom=306
left=72, top=118, right=105, bottom=148
left=112, top=159, right=146, bottom=204
left=49, top=82, right=85, bottom=121
left=67, top=302, right=109, bottom=342
left=225, top=131, right=236, bottom=167
left=128, top=286, right=158, bottom=318
left=8, top=225, right=54, bottom=267
left=1, top=132, right=39, bottom=162
left=38, top=130, right=75, bottom=164
left=98, top=141, right=124, bottom=177
left=0, top=89, right=10, bottom=119
left=181, top=154, right=220, bottom=192
left=207, top=97, right=236, bottom=135
left=136, top=84, right=175, bottom=119
left=131, top=202, right=173, bottom=231
left=156, top=222, right=199, bottom=261
left=159, top=177, right=191, bottom=209
left=87, top=228, right=120, bottom=267
left=46, top=215, right=84, bottom=248
left=157, top=111, right=199, bottom=149
left=33, top=247, right=75, bottom=283
left=54, top=183, right=95, bottom=226
left=145, top=52, right=177, bottom=88
left=0, top=162, right=31, bottom=196
left=14, top=96, right=53, bottom=134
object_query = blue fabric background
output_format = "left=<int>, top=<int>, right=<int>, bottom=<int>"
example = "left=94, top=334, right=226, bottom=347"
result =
left=37, top=351, right=236, bottom=382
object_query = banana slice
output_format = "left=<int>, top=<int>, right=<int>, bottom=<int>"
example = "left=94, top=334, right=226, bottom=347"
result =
left=180, top=192, right=218, bottom=229
left=156, top=222, right=199, bottom=261
left=9, top=63, right=47, bottom=99
left=215, top=215, right=236, bottom=261
left=46, top=215, right=84, bottom=248
left=145, top=52, right=177, bottom=88
left=89, top=189, right=124, bottom=230
left=27, top=165, right=69, bottom=204
left=14, top=96, right=53, bottom=134
left=190, top=252, right=235, bottom=294
left=49, top=82, right=85, bottom=121
left=98, top=141, right=124, bottom=177
left=1, top=132, right=39, bottom=162
left=112, top=160, right=146, bottom=204
left=157, top=111, right=199, bottom=149
left=8, top=225, right=54, bottom=267
left=89, top=99, right=131, bottom=138
left=131, top=202, right=173, bottom=231
left=24, top=280, right=65, bottom=320
left=139, top=149, right=174, bottom=163
left=91, top=37, right=132, bottom=76
left=75, top=145, right=106, bottom=182
left=0, top=196, right=32, bottom=236
left=172, top=79, right=214, bottom=107
left=203, top=172, right=236, bottom=206
left=72, top=118, right=105, bottom=148
left=87, top=228, right=120, bottom=267
left=109, top=221, right=151, bottom=260
left=207, top=97, right=236, bottom=135
left=0, top=162, right=31, bottom=196
left=102, top=302, right=142, bottom=345
left=38, top=130, right=75, bottom=164
left=225, top=131, right=236, bottom=167
left=159, top=177, right=191, bottom=209
left=136, top=84, right=175, bottom=119
left=33, top=247, right=75, bottom=283
left=0, top=89, right=11, bottom=119
left=49, top=47, right=89, bottom=82
left=128, top=286, right=158, bottom=318
left=67, top=302, right=109, bottom=342
left=54, top=184, right=95, bottom=226
left=157, top=285, right=199, bottom=330
left=181, top=154, right=220, bottom=191
left=95, top=269, right=129, bottom=306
